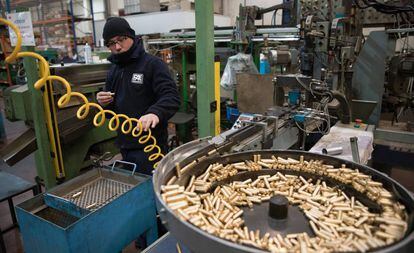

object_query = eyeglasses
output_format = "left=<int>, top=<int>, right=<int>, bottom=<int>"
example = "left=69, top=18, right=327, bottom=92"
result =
left=106, top=36, right=128, bottom=47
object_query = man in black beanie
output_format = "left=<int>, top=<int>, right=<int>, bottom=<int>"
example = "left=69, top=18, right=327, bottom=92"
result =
left=97, top=17, right=180, bottom=175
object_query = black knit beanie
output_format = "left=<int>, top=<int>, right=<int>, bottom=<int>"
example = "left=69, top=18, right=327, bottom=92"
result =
left=103, top=17, right=135, bottom=43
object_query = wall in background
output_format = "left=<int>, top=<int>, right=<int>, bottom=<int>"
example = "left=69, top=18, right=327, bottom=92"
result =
left=104, top=0, right=282, bottom=26
left=94, top=10, right=231, bottom=42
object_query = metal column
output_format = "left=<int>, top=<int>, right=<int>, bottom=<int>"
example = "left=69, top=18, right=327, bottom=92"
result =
left=177, top=48, right=189, bottom=142
left=5, top=0, right=10, bottom=12
left=40, top=0, right=48, bottom=45
left=181, top=49, right=188, bottom=113
left=0, top=111, right=5, bottom=142
left=69, top=0, right=78, bottom=56
left=22, top=46, right=56, bottom=189
left=89, top=0, right=96, bottom=46
left=195, top=0, right=216, bottom=137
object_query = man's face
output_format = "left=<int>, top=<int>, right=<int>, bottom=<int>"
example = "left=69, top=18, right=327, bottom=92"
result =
left=106, top=35, right=134, bottom=54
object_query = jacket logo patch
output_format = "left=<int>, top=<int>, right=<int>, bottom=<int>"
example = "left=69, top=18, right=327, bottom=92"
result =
left=131, top=73, right=143, bottom=84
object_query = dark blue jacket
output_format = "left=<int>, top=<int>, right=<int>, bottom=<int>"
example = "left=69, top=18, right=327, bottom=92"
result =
left=105, top=38, right=180, bottom=149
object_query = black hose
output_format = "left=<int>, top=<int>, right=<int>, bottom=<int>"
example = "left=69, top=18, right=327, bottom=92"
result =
left=257, top=2, right=293, bottom=15
left=354, top=0, right=414, bottom=13
left=331, top=90, right=351, bottom=124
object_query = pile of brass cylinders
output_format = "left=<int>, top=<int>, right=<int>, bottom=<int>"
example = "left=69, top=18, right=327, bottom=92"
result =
left=161, top=155, right=408, bottom=252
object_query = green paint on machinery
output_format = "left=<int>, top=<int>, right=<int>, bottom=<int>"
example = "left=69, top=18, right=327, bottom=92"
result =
left=1, top=60, right=117, bottom=188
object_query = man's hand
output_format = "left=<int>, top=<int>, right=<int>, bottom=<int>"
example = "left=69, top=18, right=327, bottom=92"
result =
left=139, top=113, right=160, bottom=131
left=97, top=91, right=114, bottom=106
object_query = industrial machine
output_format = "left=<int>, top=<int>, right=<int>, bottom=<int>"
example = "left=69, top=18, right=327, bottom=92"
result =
left=2, top=0, right=413, bottom=251
left=152, top=138, right=414, bottom=252
left=145, top=0, right=413, bottom=165
left=0, top=17, right=161, bottom=253
left=1, top=63, right=117, bottom=188
left=144, top=0, right=414, bottom=252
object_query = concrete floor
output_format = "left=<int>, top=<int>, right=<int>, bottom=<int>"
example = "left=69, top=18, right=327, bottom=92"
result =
left=0, top=106, right=33, bottom=253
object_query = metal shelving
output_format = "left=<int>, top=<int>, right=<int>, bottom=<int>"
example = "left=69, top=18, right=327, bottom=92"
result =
left=33, top=16, right=92, bottom=26
left=6, top=0, right=97, bottom=56
left=0, top=24, right=17, bottom=87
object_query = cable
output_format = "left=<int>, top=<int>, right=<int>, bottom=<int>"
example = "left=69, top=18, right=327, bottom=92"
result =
left=152, top=44, right=182, bottom=52
left=354, top=0, right=414, bottom=14
left=294, top=116, right=330, bottom=135
left=294, top=74, right=332, bottom=99
left=295, top=74, right=312, bottom=92
left=1, top=18, right=164, bottom=170
left=271, top=10, right=277, bottom=26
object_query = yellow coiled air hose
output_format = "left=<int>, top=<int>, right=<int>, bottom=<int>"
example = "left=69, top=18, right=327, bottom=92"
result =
left=0, top=18, right=164, bottom=170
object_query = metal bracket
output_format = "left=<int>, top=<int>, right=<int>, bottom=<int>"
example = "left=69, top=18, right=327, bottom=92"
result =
left=246, top=121, right=268, bottom=143
left=350, top=137, right=361, bottom=164
left=210, top=100, right=217, bottom=113
left=267, top=116, right=279, bottom=139
left=111, top=160, right=137, bottom=176
left=92, top=152, right=114, bottom=167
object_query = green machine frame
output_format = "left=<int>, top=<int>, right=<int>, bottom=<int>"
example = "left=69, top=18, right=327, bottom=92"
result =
left=195, top=0, right=216, bottom=138
left=3, top=48, right=116, bottom=188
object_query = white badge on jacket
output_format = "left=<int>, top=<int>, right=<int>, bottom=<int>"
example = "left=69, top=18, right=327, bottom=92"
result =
left=131, top=73, right=144, bottom=84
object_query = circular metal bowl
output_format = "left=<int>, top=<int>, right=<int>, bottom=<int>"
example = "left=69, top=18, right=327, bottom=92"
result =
left=153, top=140, right=414, bottom=253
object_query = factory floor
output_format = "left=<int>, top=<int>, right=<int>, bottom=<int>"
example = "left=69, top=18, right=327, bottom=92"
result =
left=0, top=106, right=30, bottom=253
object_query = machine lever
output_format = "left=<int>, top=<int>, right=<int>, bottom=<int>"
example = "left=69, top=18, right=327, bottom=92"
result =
left=350, top=137, right=360, bottom=164
left=111, top=160, right=138, bottom=176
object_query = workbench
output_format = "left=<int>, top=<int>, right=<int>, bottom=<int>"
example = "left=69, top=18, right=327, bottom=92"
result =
left=309, top=122, right=375, bottom=164
left=0, top=170, right=40, bottom=252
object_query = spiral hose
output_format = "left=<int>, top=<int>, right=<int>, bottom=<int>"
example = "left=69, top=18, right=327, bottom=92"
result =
left=1, top=18, right=164, bottom=170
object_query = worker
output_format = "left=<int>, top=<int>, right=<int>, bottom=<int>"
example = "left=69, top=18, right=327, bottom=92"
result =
left=97, top=17, right=180, bottom=175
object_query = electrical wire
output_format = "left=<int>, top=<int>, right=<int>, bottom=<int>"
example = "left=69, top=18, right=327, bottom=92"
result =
left=395, top=77, right=413, bottom=122
left=149, top=44, right=186, bottom=57
left=294, top=116, right=330, bottom=135
left=1, top=18, right=164, bottom=170
left=316, top=96, right=331, bottom=135
left=271, top=10, right=277, bottom=26
left=295, top=74, right=312, bottom=92
left=354, top=0, right=414, bottom=14
left=294, top=74, right=332, bottom=99
left=293, top=74, right=333, bottom=135
left=293, top=97, right=332, bottom=136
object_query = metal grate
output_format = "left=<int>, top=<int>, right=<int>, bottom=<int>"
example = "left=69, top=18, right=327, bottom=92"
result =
left=62, top=177, right=133, bottom=211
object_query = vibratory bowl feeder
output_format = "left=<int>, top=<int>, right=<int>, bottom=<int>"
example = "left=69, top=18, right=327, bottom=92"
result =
left=153, top=139, right=414, bottom=253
